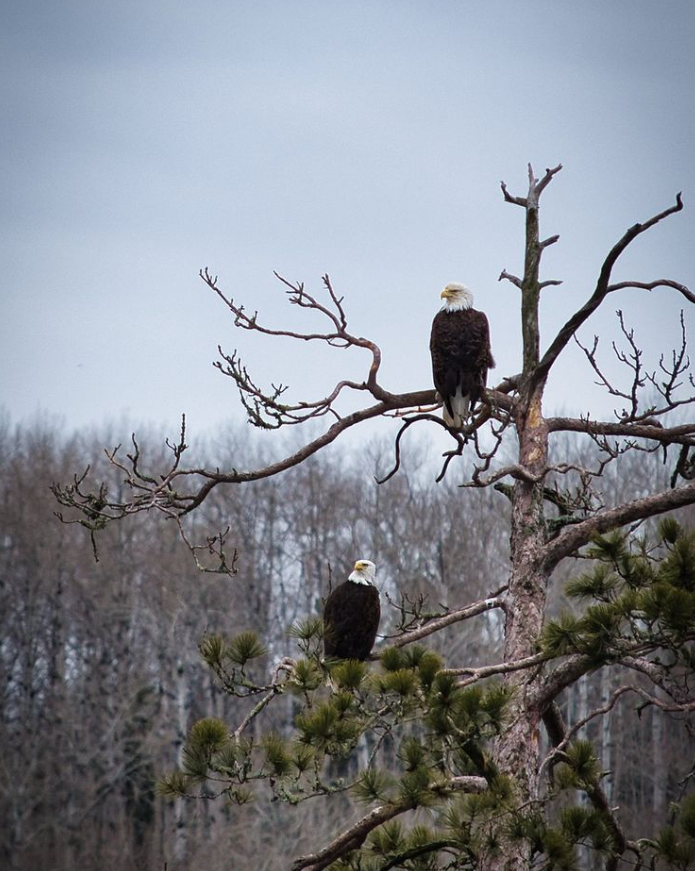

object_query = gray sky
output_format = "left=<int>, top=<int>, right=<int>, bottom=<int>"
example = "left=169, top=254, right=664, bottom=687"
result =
left=2, top=1, right=694, bottom=451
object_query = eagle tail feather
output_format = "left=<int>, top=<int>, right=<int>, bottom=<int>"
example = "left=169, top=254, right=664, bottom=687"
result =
left=443, top=387, right=470, bottom=429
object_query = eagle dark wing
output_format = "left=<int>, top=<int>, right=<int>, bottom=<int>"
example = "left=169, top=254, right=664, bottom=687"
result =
left=430, top=308, right=495, bottom=414
left=323, top=581, right=380, bottom=661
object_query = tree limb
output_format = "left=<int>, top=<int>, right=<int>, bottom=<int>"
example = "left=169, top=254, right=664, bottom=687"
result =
left=547, top=417, right=695, bottom=445
left=541, top=479, right=695, bottom=572
left=532, top=194, right=686, bottom=390
left=291, top=776, right=487, bottom=871
left=450, top=651, right=550, bottom=686
left=384, top=594, right=507, bottom=650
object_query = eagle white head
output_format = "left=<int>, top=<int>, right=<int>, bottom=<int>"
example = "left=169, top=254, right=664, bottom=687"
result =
left=348, top=558, right=377, bottom=586
left=440, top=282, right=474, bottom=312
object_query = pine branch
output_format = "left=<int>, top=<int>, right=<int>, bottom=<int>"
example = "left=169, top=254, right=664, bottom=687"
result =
left=376, top=838, right=460, bottom=870
left=538, top=704, right=628, bottom=863
left=542, top=479, right=695, bottom=572
left=449, top=651, right=550, bottom=686
left=291, top=776, right=487, bottom=871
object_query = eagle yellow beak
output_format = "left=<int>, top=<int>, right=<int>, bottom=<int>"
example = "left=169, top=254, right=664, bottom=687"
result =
left=440, top=289, right=450, bottom=300
left=354, top=560, right=366, bottom=570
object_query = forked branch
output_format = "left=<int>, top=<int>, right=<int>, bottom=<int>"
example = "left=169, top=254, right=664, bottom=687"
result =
left=533, top=193, right=686, bottom=389
left=202, top=270, right=397, bottom=429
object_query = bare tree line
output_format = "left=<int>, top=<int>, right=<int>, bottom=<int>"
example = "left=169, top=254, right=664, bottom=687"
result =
left=1, top=412, right=693, bottom=870
left=0, top=415, right=500, bottom=870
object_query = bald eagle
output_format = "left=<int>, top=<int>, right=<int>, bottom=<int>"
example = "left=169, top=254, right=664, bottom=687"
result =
left=323, top=559, right=380, bottom=661
left=430, top=283, right=495, bottom=429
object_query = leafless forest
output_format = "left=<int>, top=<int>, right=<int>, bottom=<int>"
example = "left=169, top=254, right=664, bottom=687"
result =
left=1, top=414, right=693, bottom=871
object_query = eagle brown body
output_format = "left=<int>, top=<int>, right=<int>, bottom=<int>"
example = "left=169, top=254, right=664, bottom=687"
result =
left=430, top=284, right=495, bottom=428
left=323, top=560, right=380, bottom=661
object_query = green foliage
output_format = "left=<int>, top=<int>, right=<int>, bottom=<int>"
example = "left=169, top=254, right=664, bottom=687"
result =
left=439, top=776, right=515, bottom=865
left=287, top=657, right=324, bottom=693
left=287, top=617, right=325, bottom=659
left=199, top=633, right=225, bottom=667
left=288, top=616, right=324, bottom=641
left=401, top=645, right=429, bottom=668
left=226, top=786, right=254, bottom=805
left=655, top=824, right=695, bottom=870
left=660, top=516, right=683, bottom=545
left=180, top=749, right=210, bottom=781
left=540, top=613, right=581, bottom=657
left=579, top=603, right=622, bottom=656
left=428, top=682, right=510, bottom=752
left=540, top=826, right=577, bottom=870
left=378, top=667, right=418, bottom=697
left=295, top=697, right=362, bottom=756
left=379, top=645, right=407, bottom=671
left=679, top=794, right=695, bottom=840
left=544, top=525, right=695, bottom=664
left=225, top=630, right=267, bottom=665
left=290, top=742, right=315, bottom=774
left=427, top=672, right=460, bottom=733
left=262, top=732, right=292, bottom=777
left=189, top=716, right=229, bottom=749
left=329, top=658, right=368, bottom=690
left=564, top=564, right=618, bottom=601
left=660, top=533, right=695, bottom=591
left=542, top=604, right=622, bottom=660
left=368, top=824, right=446, bottom=871
left=180, top=717, right=230, bottom=782
left=156, top=771, right=189, bottom=798
left=352, top=768, right=396, bottom=804
left=555, top=741, right=601, bottom=790
left=586, top=530, right=627, bottom=563
left=398, top=736, right=428, bottom=771
left=210, top=742, right=238, bottom=776
left=417, top=650, right=444, bottom=689
left=399, top=764, right=435, bottom=808
left=619, top=553, right=655, bottom=589
left=643, top=584, right=695, bottom=638
left=478, top=683, right=512, bottom=728
left=654, top=794, right=695, bottom=869
left=369, top=820, right=405, bottom=856
left=558, top=806, right=607, bottom=845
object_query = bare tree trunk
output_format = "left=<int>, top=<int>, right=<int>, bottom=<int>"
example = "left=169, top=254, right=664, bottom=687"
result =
left=483, top=390, right=549, bottom=871
left=173, top=656, right=190, bottom=867
left=600, top=668, right=614, bottom=806
left=651, top=698, right=665, bottom=822
left=483, top=170, right=556, bottom=870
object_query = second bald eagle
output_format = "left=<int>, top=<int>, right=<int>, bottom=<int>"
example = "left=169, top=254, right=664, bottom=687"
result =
left=323, top=559, right=380, bottom=661
left=430, top=283, right=495, bottom=429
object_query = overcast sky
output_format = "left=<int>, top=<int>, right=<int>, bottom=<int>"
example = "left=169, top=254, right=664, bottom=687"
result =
left=2, top=1, right=694, bottom=457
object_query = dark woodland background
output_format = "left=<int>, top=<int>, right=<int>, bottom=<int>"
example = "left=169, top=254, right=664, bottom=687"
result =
left=2, top=414, right=694, bottom=871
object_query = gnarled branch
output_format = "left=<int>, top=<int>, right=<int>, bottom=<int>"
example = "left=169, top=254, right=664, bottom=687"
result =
left=532, top=193, right=686, bottom=390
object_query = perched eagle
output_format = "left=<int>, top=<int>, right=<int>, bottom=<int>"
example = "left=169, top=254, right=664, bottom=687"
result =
left=430, top=282, right=495, bottom=429
left=323, top=559, right=380, bottom=661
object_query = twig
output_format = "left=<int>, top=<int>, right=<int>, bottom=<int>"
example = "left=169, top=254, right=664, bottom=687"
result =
left=384, top=592, right=507, bottom=650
